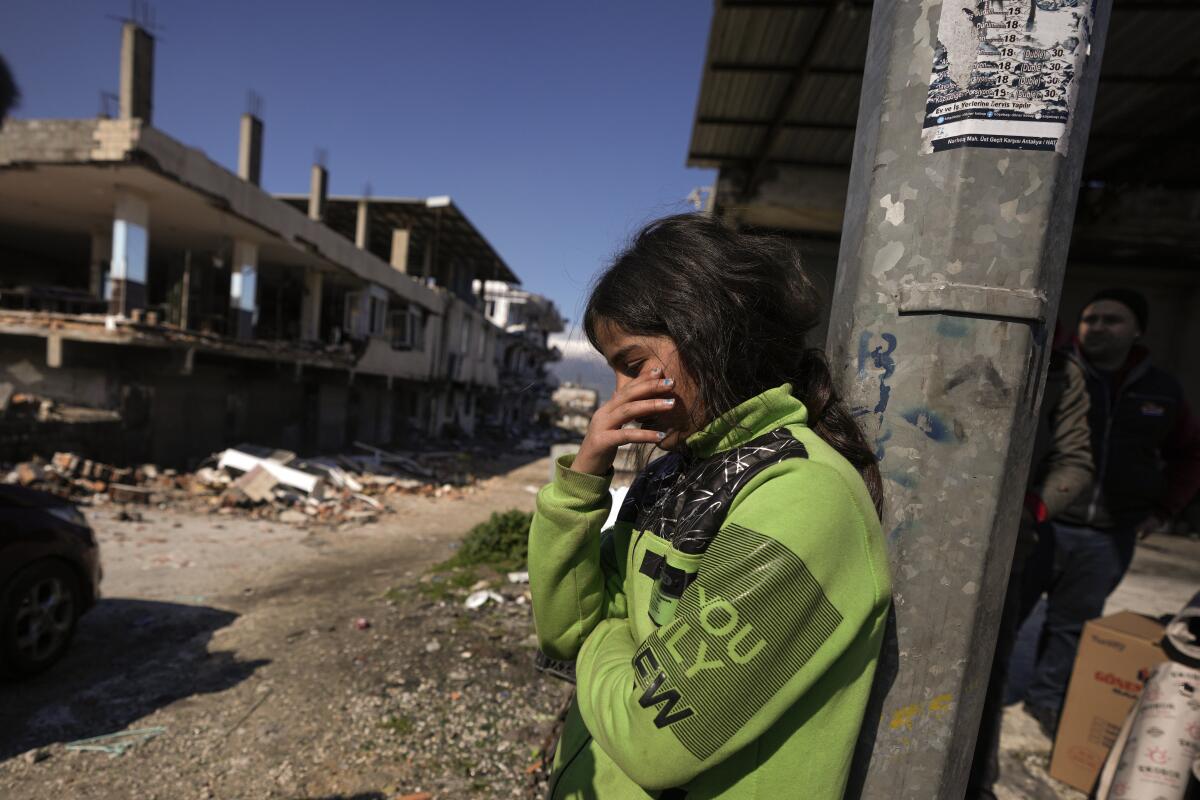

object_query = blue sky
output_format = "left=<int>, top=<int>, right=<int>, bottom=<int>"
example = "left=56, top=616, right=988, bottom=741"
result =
left=1, top=0, right=715, bottom=331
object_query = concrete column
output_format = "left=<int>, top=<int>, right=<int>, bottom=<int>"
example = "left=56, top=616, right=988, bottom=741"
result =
left=229, top=240, right=258, bottom=339
left=308, top=165, right=328, bottom=221
left=88, top=231, right=111, bottom=299
left=109, top=188, right=149, bottom=317
left=827, top=0, right=1113, bottom=796
left=390, top=229, right=410, bottom=274
left=238, top=113, right=263, bottom=186
left=355, top=199, right=369, bottom=249
left=119, top=22, right=154, bottom=123
left=421, top=243, right=434, bottom=280
left=46, top=335, right=63, bottom=369
left=300, top=268, right=323, bottom=342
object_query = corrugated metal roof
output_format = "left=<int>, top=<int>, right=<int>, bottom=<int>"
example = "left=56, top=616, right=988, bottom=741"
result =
left=688, top=0, right=1200, bottom=189
left=276, top=195, right=520, bottom=285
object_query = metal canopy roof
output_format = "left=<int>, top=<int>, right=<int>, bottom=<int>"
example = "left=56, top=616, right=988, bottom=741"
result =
left=688, top=0, right=1200, bottom=197
left=277, top=195, right=520, bottom=285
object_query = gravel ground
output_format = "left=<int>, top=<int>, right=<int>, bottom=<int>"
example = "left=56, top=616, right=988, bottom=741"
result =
left=0, top=567, right=573, bottom=799
left=0, top=454, right=567, bottom=800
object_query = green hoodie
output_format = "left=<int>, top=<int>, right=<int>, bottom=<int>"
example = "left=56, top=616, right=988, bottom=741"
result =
left=530, top=384, right=892, bottom=799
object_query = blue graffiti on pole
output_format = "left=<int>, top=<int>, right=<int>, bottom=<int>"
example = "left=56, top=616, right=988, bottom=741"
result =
left=856, top=331, right=900, bottom=464
left=857, top=331, right=898, bottom=413
left=900, top=406, right=956, bottom=442
left=888, top=519, right=915, bottom=543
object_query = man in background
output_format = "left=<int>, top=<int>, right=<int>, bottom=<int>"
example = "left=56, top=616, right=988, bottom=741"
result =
left=1021, top=288, right=1200, bottom=734
left=969, top=335, right=1093, bottom=799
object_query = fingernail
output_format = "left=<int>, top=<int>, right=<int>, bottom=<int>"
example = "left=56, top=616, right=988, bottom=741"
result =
left=660, top=398, right=675, bottom=406
left=656, top=431, right=666, bottom=440
left=662, top=378, right=673, bottom=387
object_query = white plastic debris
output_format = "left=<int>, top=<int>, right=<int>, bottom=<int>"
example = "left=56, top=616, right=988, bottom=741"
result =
left=464, top=590, right=505, bottom=609
left=217, top=448, right=323, bottom=495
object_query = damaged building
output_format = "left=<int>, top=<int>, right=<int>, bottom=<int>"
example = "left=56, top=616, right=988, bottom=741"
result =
left=0, top=22, right=560, bottom=467
left=475, top=280, right=564, bottom=431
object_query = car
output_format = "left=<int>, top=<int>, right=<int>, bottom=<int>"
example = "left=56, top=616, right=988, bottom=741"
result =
left=0, top=484, right=102, bottom=677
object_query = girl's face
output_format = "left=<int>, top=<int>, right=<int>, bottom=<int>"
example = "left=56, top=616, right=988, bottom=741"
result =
left=594, top=320, right=702, bottom=451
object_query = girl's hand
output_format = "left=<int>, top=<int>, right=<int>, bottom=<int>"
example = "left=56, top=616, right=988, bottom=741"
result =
left=572, top=367, right=676, bottom=476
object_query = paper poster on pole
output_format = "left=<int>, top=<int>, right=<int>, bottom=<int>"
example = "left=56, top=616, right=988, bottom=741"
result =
left=922, top=0, right=1095, bottom=155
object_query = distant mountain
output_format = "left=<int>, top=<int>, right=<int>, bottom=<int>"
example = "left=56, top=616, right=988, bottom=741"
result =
left=548, top=332, right=614, bottom=403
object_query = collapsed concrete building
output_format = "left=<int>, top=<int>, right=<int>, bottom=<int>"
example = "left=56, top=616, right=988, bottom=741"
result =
left=0, top=22, right=560, bottom=466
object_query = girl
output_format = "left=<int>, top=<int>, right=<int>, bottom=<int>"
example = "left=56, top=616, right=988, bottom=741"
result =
left=530, top=214, right=891, bottom=799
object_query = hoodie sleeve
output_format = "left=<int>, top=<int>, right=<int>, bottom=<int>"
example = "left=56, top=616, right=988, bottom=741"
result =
left=528, top=454, right=629, bottom=661
left=573, top=461, right=889, bottom=791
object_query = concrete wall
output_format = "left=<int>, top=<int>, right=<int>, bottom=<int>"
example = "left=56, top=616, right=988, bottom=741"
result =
left=1, top=337, right=120, bottom=409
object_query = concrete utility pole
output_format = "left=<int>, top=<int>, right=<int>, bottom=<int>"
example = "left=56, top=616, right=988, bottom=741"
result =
left=825, top=0, right=1112, bottom=797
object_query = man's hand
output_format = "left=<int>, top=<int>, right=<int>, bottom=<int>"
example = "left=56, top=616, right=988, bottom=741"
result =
left=572, top=368, right=677, bottom=476
left=1135, top=513, right=1167, bottom=540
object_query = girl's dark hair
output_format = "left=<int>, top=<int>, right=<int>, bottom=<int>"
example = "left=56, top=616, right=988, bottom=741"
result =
left=584, top=213, right=883, bottom=514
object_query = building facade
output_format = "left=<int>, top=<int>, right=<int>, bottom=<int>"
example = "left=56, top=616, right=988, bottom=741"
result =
left=0, top=23, right=554, bottom=466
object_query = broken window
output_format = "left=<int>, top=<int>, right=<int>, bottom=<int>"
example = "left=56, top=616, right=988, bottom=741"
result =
left=388, top=305, right=424, bottom=352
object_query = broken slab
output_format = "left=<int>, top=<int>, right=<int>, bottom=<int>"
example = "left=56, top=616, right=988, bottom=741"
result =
left=217, top=448, right=323, bottom=495
left=228, top=465, right=278, bottom=503
left=109, top=484, right=152, bottom=504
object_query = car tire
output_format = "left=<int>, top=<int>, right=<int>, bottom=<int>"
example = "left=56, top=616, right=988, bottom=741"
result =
left=0, top=559, right=81, bottom=678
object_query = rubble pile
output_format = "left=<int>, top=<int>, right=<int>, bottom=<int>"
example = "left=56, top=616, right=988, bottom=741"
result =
left=0, top=387, right=122, bottom=424
left=2, top=442, right=485, bottom=526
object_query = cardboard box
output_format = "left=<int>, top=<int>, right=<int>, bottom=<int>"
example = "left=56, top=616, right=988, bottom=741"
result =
left=1048, top=611, right=1168, bottom=793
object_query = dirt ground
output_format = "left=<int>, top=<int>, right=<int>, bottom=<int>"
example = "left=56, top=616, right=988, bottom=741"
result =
left=1, top=454, right=568, bottom=800
left=1, top=451, right=1197, bottom=799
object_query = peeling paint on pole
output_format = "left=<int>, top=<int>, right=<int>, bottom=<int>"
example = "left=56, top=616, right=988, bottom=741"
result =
left=827, top=0, right=1113, bottom=796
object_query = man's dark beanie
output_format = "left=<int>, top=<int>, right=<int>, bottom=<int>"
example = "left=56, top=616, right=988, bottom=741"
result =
left=1087, top=288, right=1149, bottom=332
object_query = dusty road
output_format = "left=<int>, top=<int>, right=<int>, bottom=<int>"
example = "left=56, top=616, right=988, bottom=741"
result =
left=1, top=449, right=1197, bottom=799
left=1, top=454, right=570, bottom=800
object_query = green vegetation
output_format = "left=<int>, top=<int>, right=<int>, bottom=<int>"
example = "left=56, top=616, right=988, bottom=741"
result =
left=414, top=567, right=481, bottom=601
left=384, top=509, right=532, bottom=604
left=438, top=509, right=533, bottom=571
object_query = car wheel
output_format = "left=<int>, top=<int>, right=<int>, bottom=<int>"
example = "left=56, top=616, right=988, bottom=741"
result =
left=0, top=559, right=80, bottom=678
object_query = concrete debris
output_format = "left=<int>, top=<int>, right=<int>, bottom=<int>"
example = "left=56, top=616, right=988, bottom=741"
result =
left=0, top=390, right=121, bottom=424
left=2, top=442, right=486, bottom=528
left=22, top=748, right=50, bottom=765
left=464, top=589, right=505, bottom=609
left=353, top=441, right=433, bottom=478
left=227, top=465, right=279, bottom=504
left=109, top=484, right=153, bottom=504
